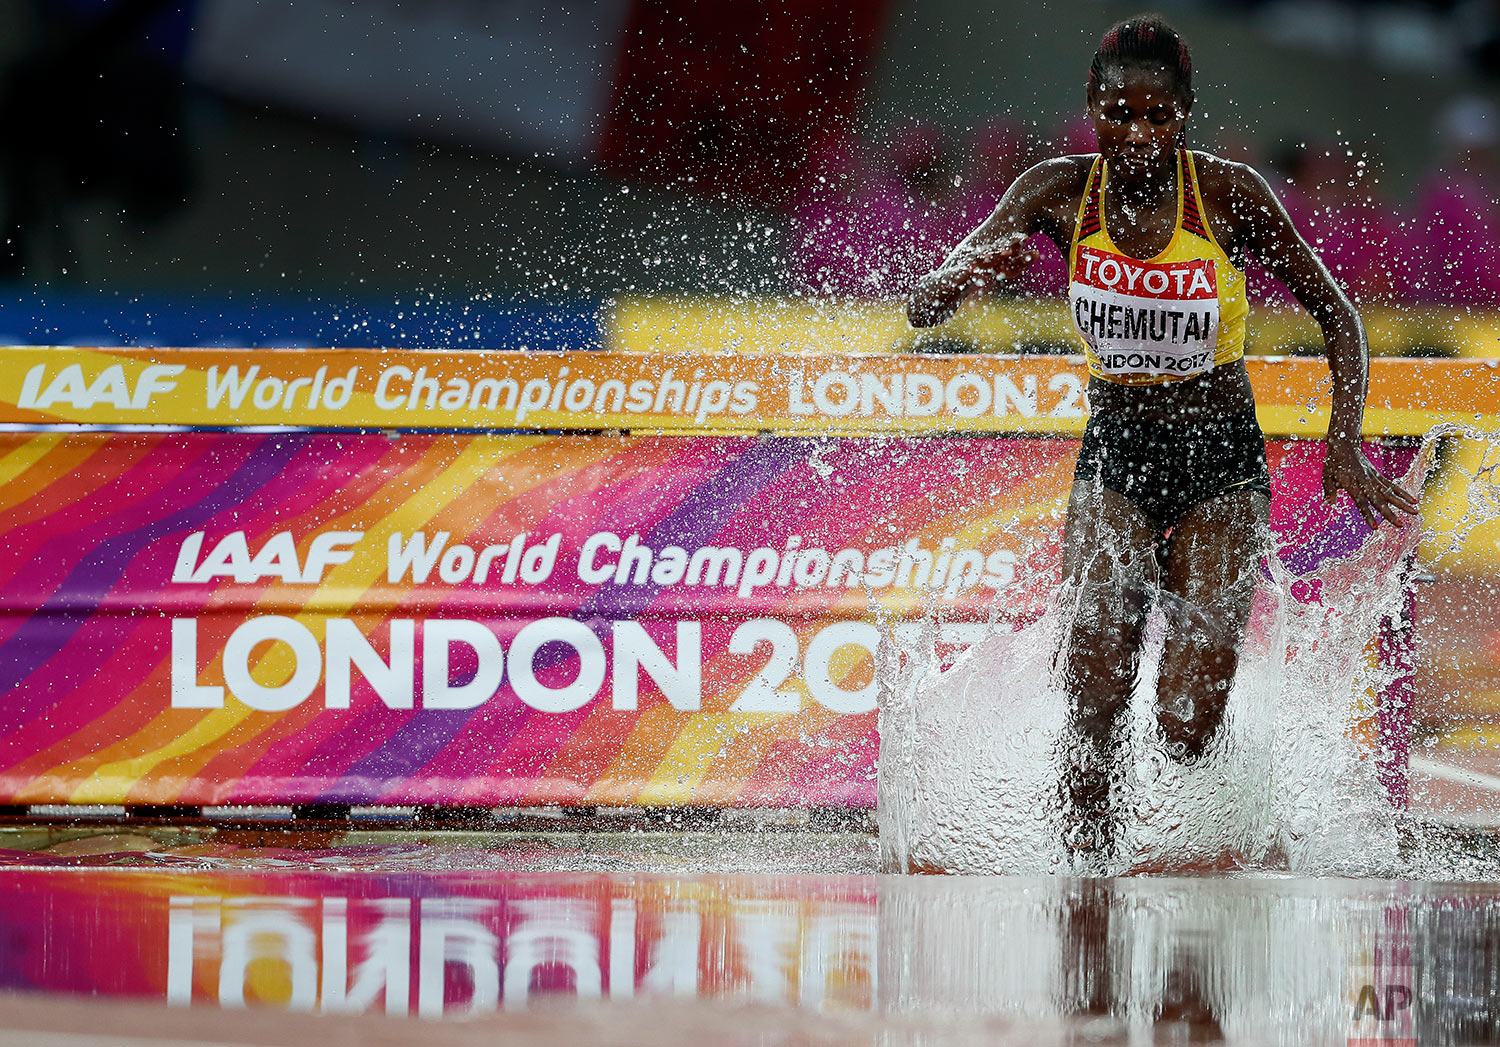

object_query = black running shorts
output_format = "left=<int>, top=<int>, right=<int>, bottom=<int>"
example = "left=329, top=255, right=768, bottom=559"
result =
left=1073, top=407, right=1272, bottom=533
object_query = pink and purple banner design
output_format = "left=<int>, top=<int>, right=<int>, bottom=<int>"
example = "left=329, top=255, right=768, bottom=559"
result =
left=0, top=431, right=1413, bottom=808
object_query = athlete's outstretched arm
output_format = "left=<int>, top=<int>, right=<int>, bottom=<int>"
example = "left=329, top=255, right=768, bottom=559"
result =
left=1229, top=165, right=1419, bottom=527
left=907, top=158, right=1083, bottom=328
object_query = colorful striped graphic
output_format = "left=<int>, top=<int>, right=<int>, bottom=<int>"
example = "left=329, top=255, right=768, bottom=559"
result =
left=0, top=427, right=1413, bottom=808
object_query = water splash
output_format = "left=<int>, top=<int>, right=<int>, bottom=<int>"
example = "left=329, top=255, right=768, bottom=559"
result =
left=879, top=433, right=1451, bottom=877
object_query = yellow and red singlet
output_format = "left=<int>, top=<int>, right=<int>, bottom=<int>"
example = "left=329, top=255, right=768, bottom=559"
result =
left=1067, top=147, right=1248, bottom=385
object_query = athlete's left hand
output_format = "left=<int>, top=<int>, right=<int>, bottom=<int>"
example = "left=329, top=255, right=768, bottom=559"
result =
left=1323, top=438, right=1420, bottom=527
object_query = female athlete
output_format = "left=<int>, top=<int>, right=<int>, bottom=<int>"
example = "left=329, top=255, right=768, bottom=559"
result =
left=907, top=15, right=1419, bottom=860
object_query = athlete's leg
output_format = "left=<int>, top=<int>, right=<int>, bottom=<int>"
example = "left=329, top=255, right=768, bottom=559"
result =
left=1155, top=487, right=1271, bottom=762
left=1055, top=481, right=1161, bottom=849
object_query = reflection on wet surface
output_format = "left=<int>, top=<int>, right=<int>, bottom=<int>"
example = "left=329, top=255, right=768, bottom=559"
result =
left=0, top=835, right=1498, bottom=1045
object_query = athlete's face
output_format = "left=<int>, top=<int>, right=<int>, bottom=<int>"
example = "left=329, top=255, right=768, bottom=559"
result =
left=1087, top=66, right=1190, bottom=182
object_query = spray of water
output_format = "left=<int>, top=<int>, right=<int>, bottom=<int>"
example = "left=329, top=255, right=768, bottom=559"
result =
left=878, top=430, right=1469, bottom=877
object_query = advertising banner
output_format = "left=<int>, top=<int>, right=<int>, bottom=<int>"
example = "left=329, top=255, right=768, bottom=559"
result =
left=1, top=346, right=1490, bottom=435
left=0, top=427, right=1409, bottom=808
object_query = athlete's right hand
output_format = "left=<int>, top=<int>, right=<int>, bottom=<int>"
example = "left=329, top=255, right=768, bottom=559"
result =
left=955, top=232, right=1041, bottom=295
left=908, top=232, right=1040, bottom=327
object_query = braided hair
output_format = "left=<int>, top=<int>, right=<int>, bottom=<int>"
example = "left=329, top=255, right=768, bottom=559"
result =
left=1088, top=15, right=1193, bottom=107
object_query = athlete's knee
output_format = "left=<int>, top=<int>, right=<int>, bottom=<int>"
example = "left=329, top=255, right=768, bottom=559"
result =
left=1059, top=637, right=1136, bottom=737
left=1156, top=675, right=1231, bottom=761
left=1064, top=585, right=1152, bottom=668
left=1066, top=678, right=1131, bottom=738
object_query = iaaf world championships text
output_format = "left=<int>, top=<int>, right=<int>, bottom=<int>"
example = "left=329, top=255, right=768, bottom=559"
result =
left=17, top=361, right=1089, bottom=422
left=166, top=525, right=1024, bottom=715
left=172, top=529, right=1020, bottom=599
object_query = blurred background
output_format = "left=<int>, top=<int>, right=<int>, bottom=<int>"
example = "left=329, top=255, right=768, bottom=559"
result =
left=2, top=0, right=1500, bottom=749
left=0, top=0, right=1496, bottom=343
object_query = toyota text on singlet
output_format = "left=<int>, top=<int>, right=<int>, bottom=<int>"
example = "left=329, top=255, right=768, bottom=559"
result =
left=1067, top=148, right=1248, bottom=386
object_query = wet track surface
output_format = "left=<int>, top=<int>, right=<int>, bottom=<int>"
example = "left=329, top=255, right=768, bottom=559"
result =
left=0, top=823, right=1496, bottom=1045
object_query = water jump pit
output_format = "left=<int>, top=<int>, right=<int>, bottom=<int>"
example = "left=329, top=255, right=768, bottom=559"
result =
left=0, top=344, right=1498, bottom=1044
left=0, top=824, right=1497, bottom=1045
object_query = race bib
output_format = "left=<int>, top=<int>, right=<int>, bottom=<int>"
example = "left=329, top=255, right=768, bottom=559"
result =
left=1069, top=245, right=1220, bottom=379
